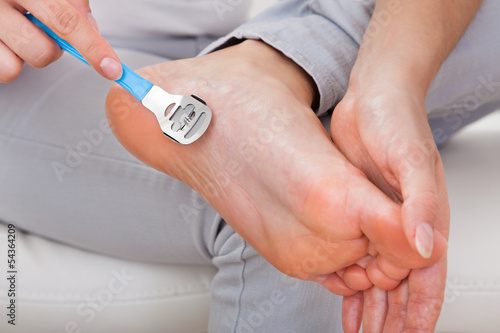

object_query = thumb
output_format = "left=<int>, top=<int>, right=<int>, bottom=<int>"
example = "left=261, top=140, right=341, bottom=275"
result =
left=359, top=190, right=447, bottom=269
left=27, top=0, right=122, bottom=80
left=398, top=138, right=440, bottom=259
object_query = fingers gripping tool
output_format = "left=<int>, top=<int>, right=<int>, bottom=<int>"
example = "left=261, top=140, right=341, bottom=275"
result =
left=25, top=13, right=212, bottom=145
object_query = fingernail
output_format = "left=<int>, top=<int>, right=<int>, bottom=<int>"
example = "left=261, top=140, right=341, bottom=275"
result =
left=416, top=223, right=434, bottom=259
left=100, top=57, right=122, bottom=81
left=87, top=13, right=100, bottom=33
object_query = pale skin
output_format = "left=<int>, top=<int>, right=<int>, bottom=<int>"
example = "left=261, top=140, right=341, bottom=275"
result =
left=0, top=0, right=482, bottom=331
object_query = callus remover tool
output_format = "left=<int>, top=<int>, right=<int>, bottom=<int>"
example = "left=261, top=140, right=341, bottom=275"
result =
left=26, top=13, right=212, bottom=145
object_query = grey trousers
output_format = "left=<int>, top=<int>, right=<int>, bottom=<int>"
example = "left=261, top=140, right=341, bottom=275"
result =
left=1, top=1, right=500, bottom=332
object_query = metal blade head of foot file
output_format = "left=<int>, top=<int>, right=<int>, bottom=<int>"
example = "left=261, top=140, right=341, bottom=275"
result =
left=25, top=13, right=212, bottom=145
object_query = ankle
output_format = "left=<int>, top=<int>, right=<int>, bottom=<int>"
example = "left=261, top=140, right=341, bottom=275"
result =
left=233, top=40, right=318, bottom=108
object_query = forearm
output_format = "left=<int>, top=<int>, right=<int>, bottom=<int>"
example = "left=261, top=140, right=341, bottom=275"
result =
left=352, top=0, right=482, bottom=98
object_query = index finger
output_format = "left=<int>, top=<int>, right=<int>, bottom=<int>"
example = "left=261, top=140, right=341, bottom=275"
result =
left=20, top=0, right=122, bottom=80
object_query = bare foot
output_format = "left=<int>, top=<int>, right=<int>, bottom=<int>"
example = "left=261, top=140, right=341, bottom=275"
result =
left=105, top=40, right=443, bottom=295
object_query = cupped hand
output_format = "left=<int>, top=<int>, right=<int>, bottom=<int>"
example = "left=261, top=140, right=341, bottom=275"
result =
left=330, top=76, right=450, bottom=331
left=0, top=0, right=121, bottom=82
left=331, top=83, right=450, bottom=264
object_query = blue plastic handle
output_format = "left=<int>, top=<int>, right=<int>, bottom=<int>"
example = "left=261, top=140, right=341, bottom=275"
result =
left=25, top=13, right=153, bottom=101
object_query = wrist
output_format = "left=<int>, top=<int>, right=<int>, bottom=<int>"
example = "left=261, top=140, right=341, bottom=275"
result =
left=343, top=55, right=429, bottom=120
left=234, top=40, right=319, bottom=107
left=348, top=54, right=431, bottom=102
